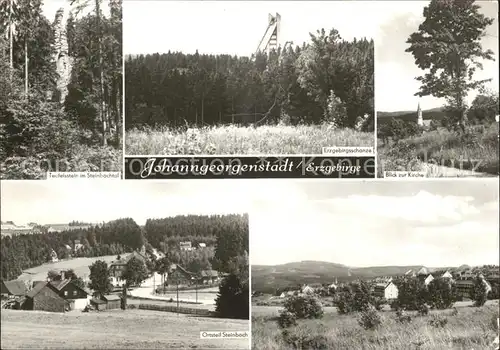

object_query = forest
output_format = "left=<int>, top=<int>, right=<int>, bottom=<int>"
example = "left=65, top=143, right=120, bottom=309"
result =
left=125, top=28, right=374, bottom=155
left=0, top=0, right=122, bottom=179
left=0, top=213, right=249, bottom=281
left=126, top=29, right=373, bottom=130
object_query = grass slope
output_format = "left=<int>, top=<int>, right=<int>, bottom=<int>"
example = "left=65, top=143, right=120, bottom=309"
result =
left=126, top=124, right=374, bottom=155
left=1, top=309, right=249, bottom=349
left=252, top=301, right=499, bottom=350
left=17, top=255, right=117, bottom=282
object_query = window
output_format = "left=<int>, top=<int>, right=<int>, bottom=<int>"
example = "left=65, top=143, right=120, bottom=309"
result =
left=64, top=291, right=68, bottom=296
left=73, top=290, right=76, bottom=296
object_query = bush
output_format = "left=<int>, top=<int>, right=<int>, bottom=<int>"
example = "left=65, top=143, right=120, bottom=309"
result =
left=418, top=303, right=430, bottom=316
left=372, top=297, right=386, bottom=311
left=335, top=288, right=355, bottom=315
left=358, top=306, right=383, bottom=330
left=390, top=299, right=400, bottom=311
left=427, top=278, right=456, bottom=310
left=281, top=329, right=329, bottom=350
left=283, top=294, right=324, bottom=319
left=428, top=314, right=448, bottom=328
left=325, top=90, right=348, bottom=128
left=472, top=276, right=488, bottom=307
left=353, top=281, right=372, bottom=312
left=277, top=310, right=297, bottom=329
left=395, top=277, right=428, bottom=311
left=395, top=308, right=412, bottom=323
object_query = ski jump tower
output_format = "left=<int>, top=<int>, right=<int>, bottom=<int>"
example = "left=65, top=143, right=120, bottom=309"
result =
left=256, top=13, right=281, bottom=56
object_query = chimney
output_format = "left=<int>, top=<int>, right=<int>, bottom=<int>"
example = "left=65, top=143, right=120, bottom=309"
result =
left=61, top=271, right=65, bottom=280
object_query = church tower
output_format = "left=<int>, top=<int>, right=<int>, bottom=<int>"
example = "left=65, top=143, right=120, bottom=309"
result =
left=417, top=101, right=423, bottom=126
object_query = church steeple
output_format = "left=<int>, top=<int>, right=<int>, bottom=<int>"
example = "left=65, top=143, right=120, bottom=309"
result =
left=417, top=101, right=423, bottom=126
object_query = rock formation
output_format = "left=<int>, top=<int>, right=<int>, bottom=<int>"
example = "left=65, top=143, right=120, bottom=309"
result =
left=53, top=7, right=72, bottom=103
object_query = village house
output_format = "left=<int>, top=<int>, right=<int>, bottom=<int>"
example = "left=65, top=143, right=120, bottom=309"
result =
left=73, top=240, right=84, bottom=253
left=24, top=281, right=67, bottom=312
left=179, top=241, right=192, bottom=251
left=198, top=243, right=206, bottom=249
left=1, top=280, right=27, bottom=299
left=1, top=222, right=35, bottom=236
left=279, top=290, right=297, bottom=298
left=168, top=264, right=196, bottom=285
left=90, top=294, right=121, bottom=311
left=416, top=267, right=434, bottom=285
left=108, top=250, right=148, bottom=287
left=404, top=269, right=416, bottom=278
left=50, top=277, right=91, bottom=310
left=198, top=270, right=219, bottom=284
left=22, top=271, right=91, bottom=312
left=439, top=271, right=453, bottom=279
left=50, top=249, right=58, bottom=263
left=373, top=281, right=399, bottom=300
left=455, top=275, right=492, bottom=299
left=328, top=280, right=338, bottom=291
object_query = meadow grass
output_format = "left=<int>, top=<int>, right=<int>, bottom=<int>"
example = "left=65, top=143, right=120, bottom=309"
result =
left=377, top=122, right=499, bottom=177
left=126, top=124, right=374, bottom=155
left=1, top=309, right=249, bottom=349
left=252, top=301, right=499, bottom=350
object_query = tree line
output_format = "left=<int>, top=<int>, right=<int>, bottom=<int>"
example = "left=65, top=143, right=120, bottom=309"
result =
left=0, top=0, right=122, bottom=179
left=378, top=92, right=499, bottom=144
left=125, top=28, right=373, bottom=131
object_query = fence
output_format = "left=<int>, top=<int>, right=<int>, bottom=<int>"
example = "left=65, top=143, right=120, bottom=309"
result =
left=137, top=303, right=213, bottom=316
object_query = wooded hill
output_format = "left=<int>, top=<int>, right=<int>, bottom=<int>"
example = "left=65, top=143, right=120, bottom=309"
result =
left=377, top=107, right=447, bottom=126
left=125, top=28, right=374, bottom=130
left=1, top=213, right=249, bottom=281
left=251, top=261, right=476, bottom=294
left=0, top=0, right=122, bottom=179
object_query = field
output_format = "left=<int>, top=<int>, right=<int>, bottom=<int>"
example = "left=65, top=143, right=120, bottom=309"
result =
left=1, top=309, right=249, bottom=349
left=125, top=124, right=374, bottom=155
left=128, top=297, right=216, bottom=311
left=17, top=255, right=117, bottom=282
left=252, top=300, right=499, bottom=350
left=377, top=123, right=499, bottom=177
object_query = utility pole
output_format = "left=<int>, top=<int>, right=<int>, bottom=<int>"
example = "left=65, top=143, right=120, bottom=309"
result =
left=176, top=275, right=179, bottom=316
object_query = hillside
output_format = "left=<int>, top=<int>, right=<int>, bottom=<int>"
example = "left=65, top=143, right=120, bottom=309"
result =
left=251, top=261, right=452, bottom=293
left=377, top=107, right=446, bottom=125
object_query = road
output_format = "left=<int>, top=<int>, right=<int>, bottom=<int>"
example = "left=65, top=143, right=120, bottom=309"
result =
left=130, top=286, right=218, bottom=305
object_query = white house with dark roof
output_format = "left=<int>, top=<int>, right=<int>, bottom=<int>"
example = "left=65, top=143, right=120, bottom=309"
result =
left=301, top=285, right=314, bottom=294
left=373, top=281, right=398, bottom=300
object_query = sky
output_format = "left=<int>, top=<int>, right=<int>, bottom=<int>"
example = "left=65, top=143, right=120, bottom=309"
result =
left=376, top=0, right=499, bottom=112
left=123, top=1, right=380, bottom=56
left=0, top=180, right=253, bottom=226
left=250, top=179, right=499, bottom=268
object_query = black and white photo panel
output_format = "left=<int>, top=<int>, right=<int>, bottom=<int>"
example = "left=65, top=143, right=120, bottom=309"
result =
left=1, top=0, right=123, bottom=180
left=123, top=1, right=375, bottom=179
left=376, top=0, right=499, bottom=179
left=0, top=179, right=250, bottom=349
left=250, top=179, right=499, bottom=349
